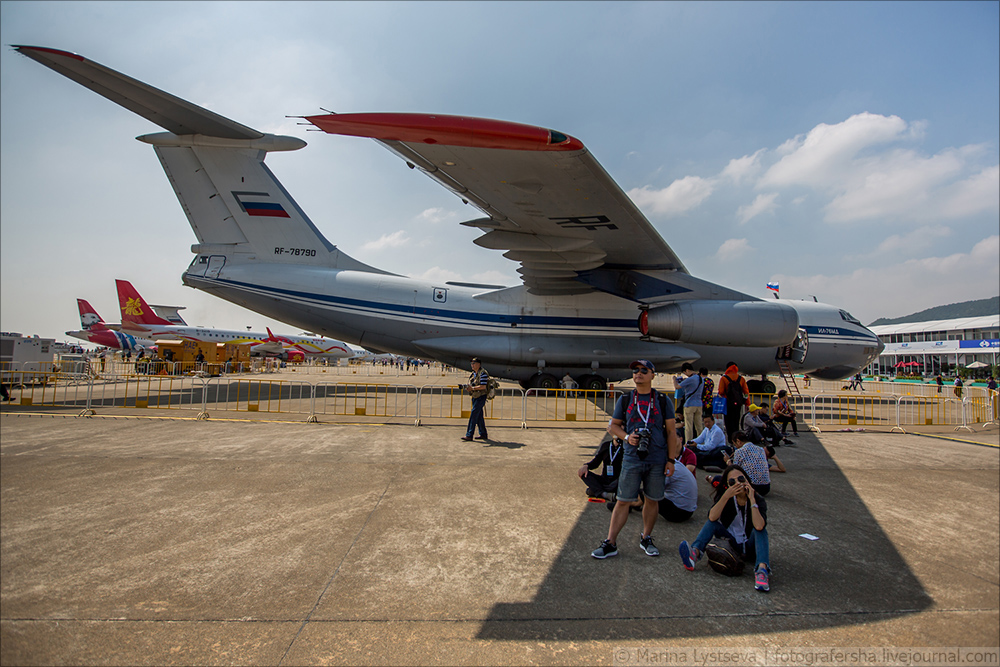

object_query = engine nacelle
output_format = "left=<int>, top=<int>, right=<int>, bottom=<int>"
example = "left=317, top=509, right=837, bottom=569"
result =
left=638, top=300, right=799, bottom=348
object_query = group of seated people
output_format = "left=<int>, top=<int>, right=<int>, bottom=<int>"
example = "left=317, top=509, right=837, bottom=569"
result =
left=578, top=390, right=799, bottom=593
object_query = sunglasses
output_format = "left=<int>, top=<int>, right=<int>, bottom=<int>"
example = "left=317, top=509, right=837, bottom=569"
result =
left=727, top=475, right=747, bottom=487
left=632, top=368, right=650, bottom=375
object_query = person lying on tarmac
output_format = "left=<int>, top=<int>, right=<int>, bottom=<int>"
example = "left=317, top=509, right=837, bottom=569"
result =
left=659, top=458, right=698, bottom=523
left=708, top=431, right=771, bottom=496
left=679, top=464, right=772, bottom=593
left=684, top=415, right=729, bottom=469
left=591, top=359, right=680, bottom=560
left=578, top=432, right=623, bottom=508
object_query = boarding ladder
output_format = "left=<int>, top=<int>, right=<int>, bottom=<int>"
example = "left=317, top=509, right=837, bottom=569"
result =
left=777, top=360, right=802, bottom=396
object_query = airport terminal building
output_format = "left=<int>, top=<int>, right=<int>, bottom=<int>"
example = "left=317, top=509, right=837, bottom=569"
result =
left=868, top=315, right=999, bottom=376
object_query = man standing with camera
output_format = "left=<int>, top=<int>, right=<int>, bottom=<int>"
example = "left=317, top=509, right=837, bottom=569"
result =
left=592, top=359, right=680, bottom=559
left=461, top=357, right=490, bottom=441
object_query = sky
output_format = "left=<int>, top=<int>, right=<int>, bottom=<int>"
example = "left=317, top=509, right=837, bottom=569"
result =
left=2, top=1, right=998, bottom=344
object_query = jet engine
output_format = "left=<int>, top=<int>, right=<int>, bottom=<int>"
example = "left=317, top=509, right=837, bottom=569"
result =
left=638, top=300, right=799, bottom=347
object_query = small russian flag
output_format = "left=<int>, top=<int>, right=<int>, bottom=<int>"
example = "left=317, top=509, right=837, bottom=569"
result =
left=766, top=282, right=780, bottom=293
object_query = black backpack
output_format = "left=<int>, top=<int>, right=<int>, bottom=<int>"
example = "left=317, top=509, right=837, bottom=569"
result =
left=724, top=374, right=745, bottom=404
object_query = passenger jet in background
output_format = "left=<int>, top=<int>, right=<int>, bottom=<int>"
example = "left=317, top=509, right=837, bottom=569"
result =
left=115, top=280, right=356, bottom=361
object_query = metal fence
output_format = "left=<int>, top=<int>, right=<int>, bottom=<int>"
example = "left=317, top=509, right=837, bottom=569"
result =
left=1, top=370, right=996, bottom=432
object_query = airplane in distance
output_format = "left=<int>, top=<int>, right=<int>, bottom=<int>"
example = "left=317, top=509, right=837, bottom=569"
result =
left=65, top=299, right=157, bottom=352
left=18, top=46, right=884, bottom=390
left=115, top=279, right=356, bottom=362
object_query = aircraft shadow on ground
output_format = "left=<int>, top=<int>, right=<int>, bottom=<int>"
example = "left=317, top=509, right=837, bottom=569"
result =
left=476, top=434, right=933, bottom=641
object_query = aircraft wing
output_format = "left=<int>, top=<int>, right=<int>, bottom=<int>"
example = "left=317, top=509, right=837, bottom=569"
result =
left=303, top=113, right=687, bottom=295
left=14, top=45, right=262, bottom=140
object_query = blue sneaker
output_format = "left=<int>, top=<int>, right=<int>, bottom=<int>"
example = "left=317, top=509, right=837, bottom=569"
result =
left=755, top=565, right=770, bottom=592
left=679, top=540, right=699, bottom=571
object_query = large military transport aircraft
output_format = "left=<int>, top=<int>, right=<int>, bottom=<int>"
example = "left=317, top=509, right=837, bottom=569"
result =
left=17, top=46, right=883, bottom=390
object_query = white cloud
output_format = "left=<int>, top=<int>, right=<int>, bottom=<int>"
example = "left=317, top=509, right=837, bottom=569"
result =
left=935, top=164, right=1000, bottom=219
left=737, top=193, right=779, bottom=224
left=715, top=238, right=753, bottom=261
left=759, top=112, right=912, bottom=189
left=410, top=266, right=462, bottom=283
left=824, top=148, right=966, bottom=223
left=873, top=225, right=952, bottom=255
left=361, top=230, right=409, bottom=251
left=720, top=150, right=763, bottom=185
left=415, top=207, right=455, bottom=224
left=628, top=176, right=714, bottom=216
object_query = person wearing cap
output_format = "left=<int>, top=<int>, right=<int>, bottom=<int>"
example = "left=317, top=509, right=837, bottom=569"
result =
left=740, top=403, right=768, bottom=444
left=591, top=359, right=680, bottom=560
left=462, top=357, right=490, bottom=441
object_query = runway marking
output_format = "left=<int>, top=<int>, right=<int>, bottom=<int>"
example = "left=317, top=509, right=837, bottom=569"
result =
left=0, top=412, right=386, bottom=426
left=907, top=431, right=999, bottom=449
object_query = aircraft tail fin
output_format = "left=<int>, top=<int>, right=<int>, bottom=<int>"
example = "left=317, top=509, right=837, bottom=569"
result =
left=77, top=299, right=106, bottom=330
left=116, top=280, right=174, bottom=326
left=16, top=45, right=389, bottom=276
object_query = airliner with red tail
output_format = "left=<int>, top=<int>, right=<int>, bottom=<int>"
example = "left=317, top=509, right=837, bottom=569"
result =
left=115, top=280, right=355, bottom=361
left=65, top=299, right=157, bottom=351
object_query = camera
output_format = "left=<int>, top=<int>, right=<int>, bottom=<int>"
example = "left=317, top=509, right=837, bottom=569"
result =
left=634, top=427, right=652, bottom=460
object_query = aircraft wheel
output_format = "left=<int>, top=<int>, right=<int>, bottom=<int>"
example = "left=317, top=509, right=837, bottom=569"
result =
left=761, top=380, right=777, bottom=394
left=532, top=373, right=558, bottom=389
left=579, top=374, right=607, bottom=391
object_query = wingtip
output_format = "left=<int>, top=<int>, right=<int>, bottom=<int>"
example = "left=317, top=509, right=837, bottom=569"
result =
left=12, top=45, right=86, bottom=61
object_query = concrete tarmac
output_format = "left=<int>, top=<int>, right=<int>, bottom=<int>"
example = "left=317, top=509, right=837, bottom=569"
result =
left=1, top=413, right=997, bottom=666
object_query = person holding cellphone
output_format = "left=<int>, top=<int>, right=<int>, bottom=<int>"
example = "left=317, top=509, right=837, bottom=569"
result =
left=678, top=464, right=771, bottom=592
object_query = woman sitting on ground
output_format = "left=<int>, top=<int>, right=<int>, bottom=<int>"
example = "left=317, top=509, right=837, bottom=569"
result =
left=678, top=463, right=771, bottom=592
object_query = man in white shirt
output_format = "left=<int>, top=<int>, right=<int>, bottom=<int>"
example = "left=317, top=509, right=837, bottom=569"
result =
left=684, top=415, right=729, bottom=469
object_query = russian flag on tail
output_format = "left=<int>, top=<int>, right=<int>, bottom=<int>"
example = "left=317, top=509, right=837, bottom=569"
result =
left=766, top=282, right=780, bottom=293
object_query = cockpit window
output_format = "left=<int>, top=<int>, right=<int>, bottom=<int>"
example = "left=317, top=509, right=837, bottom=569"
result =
left=839, top=310, right=861, bottom=325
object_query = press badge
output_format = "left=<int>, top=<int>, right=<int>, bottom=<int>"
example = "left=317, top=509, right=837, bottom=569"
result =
left=606, top=466, right=614, bottom=476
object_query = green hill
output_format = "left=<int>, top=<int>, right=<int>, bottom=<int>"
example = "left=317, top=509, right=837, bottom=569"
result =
left=868, top=296, right=1000, bottom=327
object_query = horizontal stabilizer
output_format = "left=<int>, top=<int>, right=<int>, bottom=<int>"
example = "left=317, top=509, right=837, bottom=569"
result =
left=14, top=45, right=262, bottom=140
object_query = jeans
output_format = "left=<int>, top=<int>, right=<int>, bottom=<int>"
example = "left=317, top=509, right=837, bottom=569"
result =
left=466, top=395, right=488, bottom=437
left=692, top=519, right=769, bottom=569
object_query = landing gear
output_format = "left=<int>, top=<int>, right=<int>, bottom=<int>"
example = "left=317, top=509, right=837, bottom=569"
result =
left=578, top=374, right=607, bottom=391
left=531, top=373, right=559, bottom=389
left=746, top=379, right=777, bottom=394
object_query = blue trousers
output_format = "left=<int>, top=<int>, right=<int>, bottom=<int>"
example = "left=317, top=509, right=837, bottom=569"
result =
left=466, top=395, right=488, bottom=438
left=692, top=519, right=769, bottom=569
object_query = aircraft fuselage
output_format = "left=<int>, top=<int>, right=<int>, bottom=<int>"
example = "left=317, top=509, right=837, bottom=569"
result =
left=184, top=261, right=882, bottom=385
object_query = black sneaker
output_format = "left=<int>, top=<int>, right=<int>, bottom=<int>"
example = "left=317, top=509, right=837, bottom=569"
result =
left=591, top=539, right=618, bottom=559
left=639, top=534, right=660, bottom=556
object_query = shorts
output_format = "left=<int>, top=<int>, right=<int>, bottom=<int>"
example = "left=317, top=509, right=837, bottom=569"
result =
left=615, top=459, right=666, bottom=503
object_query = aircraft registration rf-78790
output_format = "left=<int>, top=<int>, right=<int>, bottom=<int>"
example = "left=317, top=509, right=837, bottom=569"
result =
left=17, top=46, right=884, bottom=390
left=115, top=280, right=356, bottom=362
